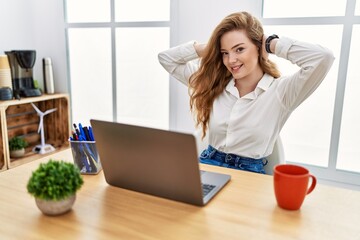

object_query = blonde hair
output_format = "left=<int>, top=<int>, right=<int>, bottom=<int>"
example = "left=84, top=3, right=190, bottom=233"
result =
left=189, top=11, right=280, bottom=138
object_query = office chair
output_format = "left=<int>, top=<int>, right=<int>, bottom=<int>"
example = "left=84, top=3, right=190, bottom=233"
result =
left=263, top=136, right=285, bottom=175
left=194, top=129, right=285, bottom=175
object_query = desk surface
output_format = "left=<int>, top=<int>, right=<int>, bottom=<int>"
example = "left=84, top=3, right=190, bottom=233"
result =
left=0, top=149, right=359, bottom=240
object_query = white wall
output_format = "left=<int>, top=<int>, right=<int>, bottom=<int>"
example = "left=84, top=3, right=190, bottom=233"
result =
left=170, top=0, right=262, bottom=133
left=0, top=0, right=68, bottom=93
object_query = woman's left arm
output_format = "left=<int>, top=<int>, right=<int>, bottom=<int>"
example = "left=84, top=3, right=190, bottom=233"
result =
left=273, top=37, right=335, bottom=110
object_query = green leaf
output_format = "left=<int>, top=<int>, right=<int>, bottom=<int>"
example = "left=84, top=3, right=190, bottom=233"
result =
left=27, top=159, right=84, bottom=201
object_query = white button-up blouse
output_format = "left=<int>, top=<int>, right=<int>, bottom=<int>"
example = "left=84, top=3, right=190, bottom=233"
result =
left=158, top=37, right=335, bottom=158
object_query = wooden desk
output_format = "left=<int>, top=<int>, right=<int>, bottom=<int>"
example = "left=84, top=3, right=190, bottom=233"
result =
left=0, top=148, right=359, bottom=240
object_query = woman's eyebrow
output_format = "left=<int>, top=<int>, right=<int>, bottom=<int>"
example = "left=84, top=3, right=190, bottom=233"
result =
left=220, top=43, right=244, bottom=52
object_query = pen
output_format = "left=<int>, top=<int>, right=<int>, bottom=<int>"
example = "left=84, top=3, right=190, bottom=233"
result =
left=71, top=123, right=96, bottom=142
left=72, top=131, right=78, bottom=141
left=72, top=141, right=91, bottom=172
left=78, top=123, right=87, bottom=141
left=79, top=144, right=91, bottom=172
left=73, top=124, right=81, bottom=139
left=83, top=126, right=91, bottom=141
left=88, top=126, right=95, bottom=141
left=82, top=143, right=97, bottom=171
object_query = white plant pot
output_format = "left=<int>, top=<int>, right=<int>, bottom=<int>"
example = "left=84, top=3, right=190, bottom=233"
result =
left=10, top=148, right=25, bottom=158
left=35, top=194, right=76, bottom=216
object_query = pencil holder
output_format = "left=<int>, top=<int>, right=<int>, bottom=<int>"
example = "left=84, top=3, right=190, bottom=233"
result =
left=69, top=140, right=102, bottom=174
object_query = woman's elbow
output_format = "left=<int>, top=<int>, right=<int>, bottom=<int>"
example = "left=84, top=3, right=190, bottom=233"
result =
left=321, top=47, right=335, bottom=70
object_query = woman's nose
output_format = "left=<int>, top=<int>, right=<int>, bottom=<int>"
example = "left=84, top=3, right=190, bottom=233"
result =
left=228, top=52, right=238, bottom=63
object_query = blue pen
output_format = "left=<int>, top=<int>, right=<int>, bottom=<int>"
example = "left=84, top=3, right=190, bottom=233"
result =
left=76, top=142, right=91, bottom=172
left=84, top=143, right=97, bottom=162
left=78, top=129, right=97, bottom=161
left=78, top=123, right=87, bottom=141
left=78, top=134, right=86, bottom=141
left=82, top=143, right=98, bottom=170
left=88, top=126, right=95, bottom=141
left=83, top=126, right=91, bottom=141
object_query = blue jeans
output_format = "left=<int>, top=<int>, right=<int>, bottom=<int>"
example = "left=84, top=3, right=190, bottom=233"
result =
left=199, top=145, right=267, bottom=174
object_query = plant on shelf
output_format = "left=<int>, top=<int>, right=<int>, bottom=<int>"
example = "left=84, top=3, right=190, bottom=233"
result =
left=9, top=136, right=28, bottom=158
left=27, top=159, right=84, bottom=216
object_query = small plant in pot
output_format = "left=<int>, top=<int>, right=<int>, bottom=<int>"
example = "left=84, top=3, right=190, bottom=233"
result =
left=27, top=159, right=84, bottom=216
left=9, top=136, right=28, bottom=158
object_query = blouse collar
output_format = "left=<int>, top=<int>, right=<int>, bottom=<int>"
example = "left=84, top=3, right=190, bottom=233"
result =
left=225, top=73, right=274, bottom=99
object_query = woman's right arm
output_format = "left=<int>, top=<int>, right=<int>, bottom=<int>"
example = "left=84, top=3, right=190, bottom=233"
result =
left=158, top=41, right=202, bottom=86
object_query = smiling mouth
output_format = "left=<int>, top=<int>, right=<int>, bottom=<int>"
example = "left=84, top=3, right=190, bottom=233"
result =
left=231, top=64, right=243, bottom=72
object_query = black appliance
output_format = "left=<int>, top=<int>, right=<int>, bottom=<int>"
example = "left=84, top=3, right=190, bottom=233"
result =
left=5, top=50, right=42, bottom=99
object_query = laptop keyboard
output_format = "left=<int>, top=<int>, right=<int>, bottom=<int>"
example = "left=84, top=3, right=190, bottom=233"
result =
left=202, top=183, right=216, bottom=197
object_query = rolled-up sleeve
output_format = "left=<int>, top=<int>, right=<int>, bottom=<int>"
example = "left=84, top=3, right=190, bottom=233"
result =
left=158, top=41, right=200, bottom=86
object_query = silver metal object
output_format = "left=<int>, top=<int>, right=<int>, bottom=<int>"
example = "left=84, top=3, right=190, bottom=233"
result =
left=43, top=57, right=55, bottom=94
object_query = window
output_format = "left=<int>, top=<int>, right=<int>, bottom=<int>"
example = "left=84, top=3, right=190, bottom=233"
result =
left=336, top=24, right=360, bottom=172
left=67, top=28, right=113, bottom=123
left=115, top=0, right=169, bottom=22
left=262, top=0, right=360, bottom=188
left=115, top=27, right=169, bottom=128
left=65, top=0, right=170, bottom=129
left=263, top=0, right=347, bottom=18
left=66, top=0, right=110, bottom=23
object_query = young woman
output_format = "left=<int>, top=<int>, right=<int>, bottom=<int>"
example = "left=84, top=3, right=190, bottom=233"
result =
left=158, top=11, right=334, bottom=174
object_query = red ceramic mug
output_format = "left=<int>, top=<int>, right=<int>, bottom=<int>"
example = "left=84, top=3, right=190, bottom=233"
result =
left=273, top=164, right=317, bottom=210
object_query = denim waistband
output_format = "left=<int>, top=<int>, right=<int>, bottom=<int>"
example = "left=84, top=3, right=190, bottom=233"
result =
left=199, top=145, right=267, bottom=174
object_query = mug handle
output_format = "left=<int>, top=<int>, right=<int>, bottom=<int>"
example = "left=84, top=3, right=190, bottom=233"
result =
left=306, top=174, right=317, bottom=195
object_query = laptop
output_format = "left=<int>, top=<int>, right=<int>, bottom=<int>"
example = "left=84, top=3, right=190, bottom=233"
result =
left=90, top=119, right=231, bottom=206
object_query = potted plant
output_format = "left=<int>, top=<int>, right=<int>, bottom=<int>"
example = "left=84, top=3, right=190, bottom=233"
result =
left=9, top=136, right=28, bottom=158
left=27, top=159, right=84, bottom=216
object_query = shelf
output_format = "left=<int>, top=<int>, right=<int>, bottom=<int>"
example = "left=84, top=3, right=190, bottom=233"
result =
left=0, top=93, right=71, bottom=169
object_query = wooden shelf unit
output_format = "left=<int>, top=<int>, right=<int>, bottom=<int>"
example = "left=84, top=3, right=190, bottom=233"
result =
left=0, top=93, right=71, bottom=170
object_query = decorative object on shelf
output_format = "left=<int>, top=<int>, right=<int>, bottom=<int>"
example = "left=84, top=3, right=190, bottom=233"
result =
left=0, top=55, right=13, bottom=91
left=0, top=87, right=13, bottom=100
left=9, top=136, right=28, bottom=158
left=43, top=57, right=55, bottom=94
left=27, top=159, right=84, bottom=216
left=31, top=102, right=57, bottom=154
left=5, top=50, right=42, bottom=99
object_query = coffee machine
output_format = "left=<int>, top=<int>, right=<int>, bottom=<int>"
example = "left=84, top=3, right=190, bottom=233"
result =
left=5, top=50, right=42, bottom=99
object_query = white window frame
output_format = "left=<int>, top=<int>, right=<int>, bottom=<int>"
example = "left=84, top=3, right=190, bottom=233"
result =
left=261, top=0, right=360, bottom=190
left=64, top=0, right=173, bottom=127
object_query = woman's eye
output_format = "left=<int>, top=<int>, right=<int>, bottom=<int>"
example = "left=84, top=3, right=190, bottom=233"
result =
left=236, top=47, right=244, bottom=52
left=221, top=52, right=228, bottom=56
